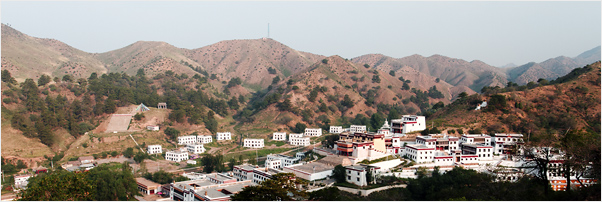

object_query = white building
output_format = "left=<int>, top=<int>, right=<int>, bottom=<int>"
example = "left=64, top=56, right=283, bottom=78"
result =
left=243, top=139, right=264, bottom=149
left=283, top=161, right=334, bottom=181
left=216, top=132, right=232, bottom=141
left=491, top=133, right=524, bottom=155
left=329, top=126, right=343, bottom=134
left=272, top=132, right=287, bottom=141
left=165, top=150, right=189, bottom=162
left=14, top=174, right=32, bottom=190
left=460, top=144, right=494, bottom=161
left=350, top=125, right=367, bottom=133
left=252, top=167, right=286, bottom=184
left=391, top=115, right=426, bottom=134
left=289, top=133, right=310, bottom=146
left=186, top=143, right=206, bottom=154
left=460, top=134, right=492, bottom=146
left=146, top=125, right=159, bottom=131
left=304, top=128, right=322, bottom=137
left=197, top=135, right=213, bottom=144
left=147, top=145, right=162, bottom=154
left=264, top=158, right=282, bottom=169
left=403, top=144, right=435, bottom=163
left=233, top=164, right=257, bottom=182
left=345, top=165, right=380, bottom=186
left=266, top=154, right=300, bottom=168
left=178, top=135, right=197, bottom=145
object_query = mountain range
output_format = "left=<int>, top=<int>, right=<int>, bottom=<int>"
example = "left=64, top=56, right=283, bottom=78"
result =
left=2, top=23, right=600, bottom=95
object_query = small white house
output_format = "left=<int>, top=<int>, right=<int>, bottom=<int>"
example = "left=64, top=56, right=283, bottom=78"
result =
left=289, top=133, right=310, bottom=146
left=329, top=126, right=343, bottom=134
left=272, top=132, right=287, bottom=141
left=14, top=174, right=32, bottom=189
left=177, top=135, right=197, bottom=145
left=350, top=125, right=367, bottom=133
left=304, top=128, right=322, bottom=137
left=146, top=125, right=160, bottom=131
left=243, top=139, right=264, bottom=149
left=216, top=132, right=232, bottom=141
left=403, top=144, right=435, bottom=163
left=186, top=143, right=206, bottom=154
left=197, top=135, right=213, bottom=144
left=147, top=145, right=163, bottom=154
left=165, top=150, right=189, bottom=162
left=345, top=165, right=380, bottom=186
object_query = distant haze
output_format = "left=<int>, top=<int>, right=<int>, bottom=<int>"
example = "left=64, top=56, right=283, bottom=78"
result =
left=2, top=1, right=600, bottom=67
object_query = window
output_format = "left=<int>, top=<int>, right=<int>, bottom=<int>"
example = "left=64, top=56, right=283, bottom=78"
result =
left=357, top=177, right=360, bottom=182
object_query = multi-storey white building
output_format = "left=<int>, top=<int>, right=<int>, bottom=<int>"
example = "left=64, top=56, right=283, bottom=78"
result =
left=216, top=132, right=232, bottom=141
left=264, top=158, right=282, bottom=169
left=460, top=144, right=494, bottom=161
left=178, top=135, right=197, bottom=145
left=186, top=143, right=206, bottom=154
left=233, top=164, right=257, bottom=182
left=266, top=154, right=300, bottom=168
left=403, top=144, right=435, bottom=163
left=165, top=150, right=189, bottom=162
left=329, top=126, right=343, bottom=134
left=460, top=134, right=492, bottom=146
left=252, top=167, right=286, bottom=184
left=345, top=165, right=380, bottom=186
left=272, top=132, right=287, bottom=141
left=304, top=128, right=322, bottom=137
left=391, top=115, right=426, bottom=134
left=289, top=133, right=310, bottom=146
left=350, top=125, right=367, bottom=133
left=243, top=139, right=264, bottom=149
left=147, top=145, right=162, bottom=154
left=197, top=135, right=213, bottom=144
left=491, top=133, right=524, bottom=155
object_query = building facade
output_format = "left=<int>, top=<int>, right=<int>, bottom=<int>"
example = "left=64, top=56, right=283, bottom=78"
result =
left=165, top=150, right=189, bottom=162
left=304, top=128, right=322, bottom=137
left=177, top=135, right=197, bottom=145
left=233, top=164, right=257, bottom=182
left=289, top=133, right=310, bottom=146
left=186, top=143, right=206, bottom=154
left=345, top=165, right=380, bottom=186
left=147, top=144, right=162, bottom=154
left=350, top=125, right=367, bottom=133
left=272, top=132, right=287, bottom=141
left=243, top=139, right=264, bottom=149
left=216, top=132, right=232, bottom=141
left=329, top=126, right=343, bottom=134
left=197, top=135, right=213, bottom=144
left=391, top=115, right=426, bottom=134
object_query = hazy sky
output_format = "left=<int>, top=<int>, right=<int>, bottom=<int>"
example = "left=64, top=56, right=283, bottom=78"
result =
left=2, top=1, right=600, bottom=67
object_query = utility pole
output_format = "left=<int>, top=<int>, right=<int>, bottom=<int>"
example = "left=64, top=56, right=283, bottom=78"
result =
left=267, top=23, right=270, bottom=38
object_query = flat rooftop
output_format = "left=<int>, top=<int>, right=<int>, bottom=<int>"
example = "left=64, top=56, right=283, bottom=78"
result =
left=287, top=161, right=333, bottom=173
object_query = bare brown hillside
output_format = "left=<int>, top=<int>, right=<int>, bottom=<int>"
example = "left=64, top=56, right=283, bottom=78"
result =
left=185, top=38, right=325, bottom=89
left=352, top=54, right=508, bottom=93
left=429, top=61, right=601, bottom=138
left=1, top=24, right=107, bottom=82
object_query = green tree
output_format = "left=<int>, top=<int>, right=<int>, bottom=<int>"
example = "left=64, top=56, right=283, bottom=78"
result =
left=272, top=76, right=280, bottom=85
left=1, top=70, right=17, bottom=84
left=37, top=75, right=51, bottom=86
left=322, top=59, right=328, bottom=64
left=291, top=122, right=307, bottom=133
left=332, top=165, right=347, bottom=183
left=134, top=112, right=145, bottom=121
left=17, top=170, right=95, bottom=200
left=231, top=173, right=307, bottom=201
left=458, top=92, right=468, bottom=99
left=364, top=64, right=370, bottom=68
left=389, top=70, right=395, bottom=76
left=372, top=75, right=381, bottom=83
left=122, top=147, right=135, bottom=158
left=62, top=74, right=73, bottom=83
left=164, top=127, right=180, bottom=140
left=85, top=163, right=140, bottom=201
